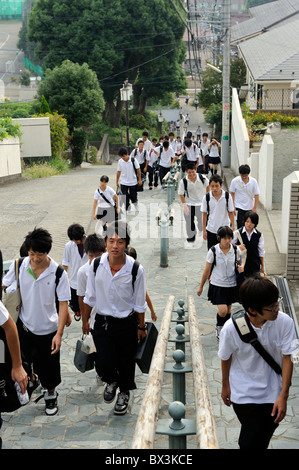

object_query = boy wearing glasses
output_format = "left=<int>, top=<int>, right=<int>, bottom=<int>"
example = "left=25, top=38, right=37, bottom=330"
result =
left=219, top=275, right=297, bottom=449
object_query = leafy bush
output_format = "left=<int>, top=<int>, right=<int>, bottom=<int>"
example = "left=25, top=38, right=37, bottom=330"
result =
left=70, top=130, right=88, bottom=166
left=0, top=117, right=22, bottom=141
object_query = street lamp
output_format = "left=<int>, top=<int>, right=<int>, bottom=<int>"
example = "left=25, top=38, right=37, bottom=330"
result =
left=158, top=111, right=163, bottom=134
left=120, top=79, right=133, bottom=152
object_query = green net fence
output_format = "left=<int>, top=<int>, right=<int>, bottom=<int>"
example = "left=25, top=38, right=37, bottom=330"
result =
left=0, top=1, right=25, bottom=20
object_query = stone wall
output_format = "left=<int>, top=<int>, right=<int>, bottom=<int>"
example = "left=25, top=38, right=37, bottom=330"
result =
left=287, top=179, right=299, bottom=279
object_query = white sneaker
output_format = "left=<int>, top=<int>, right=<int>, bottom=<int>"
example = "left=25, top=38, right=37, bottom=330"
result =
left=215, top=326, right=223, bottom=341
left=44, top=391, right=58, bottom=416
left=184, top=241, right=194, bottom=249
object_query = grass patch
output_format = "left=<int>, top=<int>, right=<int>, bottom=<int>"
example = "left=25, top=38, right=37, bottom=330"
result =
left=22, top=158, right=70, bottom=179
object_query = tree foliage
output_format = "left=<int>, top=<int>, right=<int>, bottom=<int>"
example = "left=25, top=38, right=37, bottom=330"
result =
left=27, top=0, right=187, bottom=126
left=36, top=60, right=105, bottom=132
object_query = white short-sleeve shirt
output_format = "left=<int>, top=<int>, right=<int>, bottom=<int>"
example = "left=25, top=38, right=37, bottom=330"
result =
left=3, top=256, right=71, bottom=335
left=159, top=148, right=175, bottom=168
left=77, top=261, right=97, bottom=329
left=0, top=300, right=9, bottom=326
left=201, top=190, right=234, bottom=233
left=178, top=174, right=209, bottom=206
left=117, top=157, right=140, bottom=186
left=229, top=176, right=260, bottom=210
left=84, top=253, right=147, bottom=318
left=218, top=312, right=297, bottom=404
left=94, top=185, right=116, bottom=209
left=62, top=241, right=89, bottom=290
left=184, top=144, right=200, bottom=163
left=206, top=243, right=241, bottom=287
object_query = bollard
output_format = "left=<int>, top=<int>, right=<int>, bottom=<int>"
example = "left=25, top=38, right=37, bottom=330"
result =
left=156, top=401, right=196, bottom=449
left=171, top=307, right=188, bottom=325
left=168, top=324, right=190, bottom=354
left=160, top=215, right=169, bottom=267
left=167, top=176, right=174, bottom=207
left=164, top=349, right=192, bottom=405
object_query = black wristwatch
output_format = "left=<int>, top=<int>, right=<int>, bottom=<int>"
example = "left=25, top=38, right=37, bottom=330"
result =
left=138, top=326, right=147, bottom=331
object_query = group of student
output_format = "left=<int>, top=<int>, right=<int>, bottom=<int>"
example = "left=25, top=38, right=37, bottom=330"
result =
left=0, top=126, right=298, bottom=449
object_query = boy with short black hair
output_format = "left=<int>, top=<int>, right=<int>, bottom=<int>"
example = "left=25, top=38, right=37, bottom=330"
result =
left=2, top=227, right=71, bottom=416
left=116, top=147, right=142, bottom=212
left=219, top=276, right=297, bottom=449
left=63, top=223, right=88, bottom=321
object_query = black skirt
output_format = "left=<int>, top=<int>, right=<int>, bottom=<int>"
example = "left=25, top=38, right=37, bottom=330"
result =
left=208, top=156, right=221, bottom=165
left=208, top=283, right=239, bottom=306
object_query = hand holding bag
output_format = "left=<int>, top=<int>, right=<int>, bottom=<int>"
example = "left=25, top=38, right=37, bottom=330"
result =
left=135, top=322, right=158, bottom=373
left=236, top=229, right=247, bottom=265
left=2, top=258, right=24, bottom=323
left=74, top=336, right=95, bottom=373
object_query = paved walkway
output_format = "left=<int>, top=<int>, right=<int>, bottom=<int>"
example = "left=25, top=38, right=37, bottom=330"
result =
left=0, top=100, right=299, bottom=450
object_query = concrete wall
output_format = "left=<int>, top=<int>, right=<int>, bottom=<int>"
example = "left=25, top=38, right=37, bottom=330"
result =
left=284, top=173, right=299, bottom=278
left=231, top=88, right=249, bottom=173
left=0, top=136, right=21, bottom=182
left=257, top=134, right=274, bottom=211
left=13, top=117, right=51, bottom=158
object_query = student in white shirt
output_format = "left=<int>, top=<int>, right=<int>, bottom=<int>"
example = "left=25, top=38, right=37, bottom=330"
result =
left=145, top=138, right=159, bottom=189
left=201, top=174, right=235, bottom=249
left=83, top=221, right=147, bottom=416
left=219, top=276, right=297, bottom=449
left=62, top=223, right=88, bottom=321
left=197, top=226, right=244, bottom=339
left=229, top=164, right=260, bottom=229
left=116, top=147, right=142, bottom=211
left=198, top=132, right=210, bottom=174
left=181, top=138, right=200, bottom=172
left=135, top=131, right=151, bottom=153
left=178, top=162, right=209, bottom=248
left=207, top=137, right=221, bottom=174
left=153, top=140, right=175, bottom=188
left=3, top=228, right=71, bottom=416
left=93, top=175, right=120, bottom=233
left=0, top=300, right=28, bottom=448
left=168, top=132, right=177, bottom=154
left=130, top=140, right=148, bottom=176
left=77, top=234, right=106, bottom=329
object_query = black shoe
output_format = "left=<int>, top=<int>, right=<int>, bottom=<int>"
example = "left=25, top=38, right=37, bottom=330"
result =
left=114, top=391, right=130, bottom=415
left=44, top=391, right=58, bottom=416
left=104, top=382, right=118, bottom=403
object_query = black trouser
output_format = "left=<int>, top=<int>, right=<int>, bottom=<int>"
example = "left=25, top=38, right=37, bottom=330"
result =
left=159, top=166, right=170, bottom=186
left=206, top=230, right=218, bottom=250
left=184, top=205, right=203, bottom=242
left=233, top=403, right=279, bottom=449
left=120, top=184, right=138, bottom=210
left=17, top=318, right=61, bottom=391
left=236, top=208, right=248, bottom=229
left=91, top=313, right=138, bottom=392
left=148, top=165, right=158, bottom=187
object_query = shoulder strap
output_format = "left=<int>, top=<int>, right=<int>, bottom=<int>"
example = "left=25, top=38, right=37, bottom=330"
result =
left=225, top=191, right=229, bottom=212
left=206, top=192, right=210, bottom=220
left=183, top=177, right=189, bottom=198
left=55, top=265, right=64, bottom=286
left=93, top=256, right=102, bottom=274
left=131, top=260, right=140, bottom=290
left=131, top=157, right=138, bottom=177
left=198, top=173, right=204, bottom=184
left=232, top=310, right=282, bottom=375
left=93, top=256, right=139, bottom=290
left=15, top=257, right=25, bottom=287
left=97, top=189, right=114, bottom=207
left=134, top=149, right=137, bottom=157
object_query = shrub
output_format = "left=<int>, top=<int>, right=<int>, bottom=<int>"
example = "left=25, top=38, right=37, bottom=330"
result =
left=33, top=112, right=69, bottom=159
left=0, top=117, right=22, bottom=141
left=70, top=130, right=88, bottom=167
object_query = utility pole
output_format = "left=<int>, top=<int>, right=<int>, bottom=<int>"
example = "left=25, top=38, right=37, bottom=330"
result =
left=221, top=0, right=231, bottom=167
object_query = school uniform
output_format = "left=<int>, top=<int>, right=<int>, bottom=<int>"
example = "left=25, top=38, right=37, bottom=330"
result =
left=206, top=243, right=241, bottom=305
left=94, top=185, right=117, bottom=223
left=201, top=190, right=234, bottom=249
left=208, top=143, right=221, bottom=165
left=3, top=256, right=71, bottom=391
left=198, top=139, right=210, bottom=173
left=218, top=312, right=297, bottom=449
left=146, top=146, right=159, bottom=188
left=84, top=253, right=147, bottom=392
left=158, top=147, right=175, bottom=185
left=233, top=227, right=265, bottom=276
left=178, top=174, right=209, bottom=242
left=130, top=148, right=148, bottom=175
left=62, top=240, right=88, bottom=312
left=229, top=176, right=260, bottom=228
left=117, top=156, right=140, bottom=210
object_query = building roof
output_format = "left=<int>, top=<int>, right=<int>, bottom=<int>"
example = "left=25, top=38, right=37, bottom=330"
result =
left=238, top=18, right=299, bottom=81
left=231, top=0, right=299, bottom=43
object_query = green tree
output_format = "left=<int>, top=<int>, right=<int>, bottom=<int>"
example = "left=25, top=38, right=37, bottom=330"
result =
left=27, top=0, right=186, bottom=126
left=40, top=94, right=51, bottom=114
left=198, top=57, right=246, bottom=108
left=36, top=60, right=105, bottom=132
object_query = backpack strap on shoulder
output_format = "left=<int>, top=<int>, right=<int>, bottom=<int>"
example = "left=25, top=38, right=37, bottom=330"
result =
left=131, top=260, right=140, bottom=290
left=93, top=256, right=102, bottom=274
